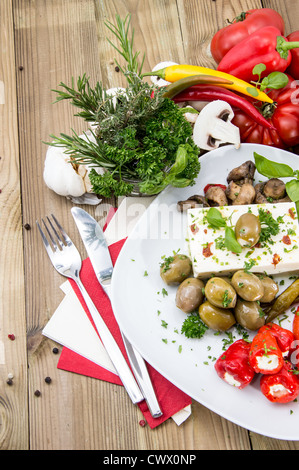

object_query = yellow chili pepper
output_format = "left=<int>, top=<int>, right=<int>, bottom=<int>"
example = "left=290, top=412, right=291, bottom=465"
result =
left=146, top=64, right=273, bottom=104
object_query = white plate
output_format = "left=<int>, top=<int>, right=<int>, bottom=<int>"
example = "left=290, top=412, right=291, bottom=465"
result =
left=111, top=143, right=299, bottom=440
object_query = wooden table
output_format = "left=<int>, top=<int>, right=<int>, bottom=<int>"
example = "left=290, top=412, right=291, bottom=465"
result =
left=2, top=0, right=299, bottom=451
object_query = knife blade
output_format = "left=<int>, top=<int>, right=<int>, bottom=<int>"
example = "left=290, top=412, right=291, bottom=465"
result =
left=71, top=207, right=163, bottom=418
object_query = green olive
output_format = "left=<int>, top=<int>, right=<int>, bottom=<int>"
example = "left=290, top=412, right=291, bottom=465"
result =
left=234, top=299, right=266, bottom=331
left=231, top=270, right=264, bottom=301
left=257, top=275, right=279, bottom=303
left=204, top=277, right=237, bottom=309
left=176, top=278, right=205, bottom=313
left=160, top=254, right=192, bottom=285
left=199, top=301, right=236, bottom=331
left=235, top=213, right=261, bottom=248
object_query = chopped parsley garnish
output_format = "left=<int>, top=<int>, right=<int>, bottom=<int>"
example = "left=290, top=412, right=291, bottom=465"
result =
left=181, top=313, right=208, bottom=339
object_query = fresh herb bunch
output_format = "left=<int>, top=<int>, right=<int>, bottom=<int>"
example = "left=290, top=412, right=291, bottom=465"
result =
left=47, top=14, right=201, bottom=197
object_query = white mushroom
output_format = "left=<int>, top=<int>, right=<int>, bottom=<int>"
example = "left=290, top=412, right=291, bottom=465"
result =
left=192, top=100, right=241, bottom=151
left=43, top=132, right=103, bottom=205
left=150, top=61, right=178, bottom=87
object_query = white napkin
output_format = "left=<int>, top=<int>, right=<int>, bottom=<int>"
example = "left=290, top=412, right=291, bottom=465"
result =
left=42, top=196, right=191, bottom=425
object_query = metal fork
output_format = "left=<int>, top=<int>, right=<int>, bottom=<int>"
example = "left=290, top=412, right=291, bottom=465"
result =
left=37, top=214, right=144, bottom=405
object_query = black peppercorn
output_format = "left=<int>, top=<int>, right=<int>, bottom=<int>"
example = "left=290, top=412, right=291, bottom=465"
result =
left=45, top=376, right=52, bottom=384
left=34, top=390, right=41, bottom=397
left=52, top=347, right=59, bottom=354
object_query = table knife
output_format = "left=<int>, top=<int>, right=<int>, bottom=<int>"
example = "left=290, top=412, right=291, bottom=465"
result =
left=71, top=207, right=163, bottom=418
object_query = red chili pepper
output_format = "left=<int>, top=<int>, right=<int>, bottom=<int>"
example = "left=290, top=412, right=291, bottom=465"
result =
left=260, top=360, right=299, bottom=403
left=249, top=329, right=284, bottom=375
left=172, top=85, right=275, bottom=130
left=203, top=183, right=227, bottom=193
left=214, top=339, right=255, bottom=389
left=211, top=8, right=285, bottom=64
left=258, top=323, right=295, bottom=358
left=217, top=26, right=299, bottom=83
left=286, top=31, right=299, bottom=79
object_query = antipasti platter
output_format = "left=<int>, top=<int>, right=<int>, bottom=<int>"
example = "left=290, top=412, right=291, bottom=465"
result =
left=111, top=143, right=299, bottom=440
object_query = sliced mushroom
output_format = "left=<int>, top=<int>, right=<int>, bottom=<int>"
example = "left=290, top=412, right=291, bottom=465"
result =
left=192, top=100, right=240, bottom=151
left=205, top=185, right=228, bottom=206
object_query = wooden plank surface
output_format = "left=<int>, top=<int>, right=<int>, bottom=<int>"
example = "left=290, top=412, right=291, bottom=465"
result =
left=0, top=0, right=28, bottom=450
left=1, top=0, right=299, bottom=450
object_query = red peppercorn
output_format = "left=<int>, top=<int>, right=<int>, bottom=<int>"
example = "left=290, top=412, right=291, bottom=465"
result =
left=139, top=419, right=146, bottom=427
left=8, top=334, right=15, bottom=341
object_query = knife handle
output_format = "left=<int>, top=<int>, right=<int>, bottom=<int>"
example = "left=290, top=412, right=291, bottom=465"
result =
left=74, top=276, right=144, bottom=405
left=122, top=335, right=163, bottom=418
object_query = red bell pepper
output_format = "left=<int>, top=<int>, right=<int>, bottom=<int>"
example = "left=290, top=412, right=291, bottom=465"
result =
left=172, top=85, right=275, bottom=130
left=286, top=31, right=299, bottom=79
left=260, top=360, right=299, bottom=403
left=258, top=323, right=295, bottom=358
left=249, top=329, right=284, bottom=374
left=203, top=183, right=227, bottom=194
left=214, top=339, right=255, bottom=389
left=211, top=8, right=285, bottom=64
left=217, top=26, right=299, bottom=83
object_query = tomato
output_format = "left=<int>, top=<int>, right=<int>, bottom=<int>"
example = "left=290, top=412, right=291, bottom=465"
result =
left=211, top=8, right=285, bottom=64
left=232, top=75, right=299, bottom=149
left=286, top=31, right=299, bottom=80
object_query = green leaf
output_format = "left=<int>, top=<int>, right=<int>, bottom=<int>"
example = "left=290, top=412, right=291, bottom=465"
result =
left=286, top=179, right=299, bottom=202
left=246, top=87, right=259, bottom=97
left=225, top=226, right=242, bottom=254
left=206, top=208, right=227, bottom=229
left=254, top=152, right=294, bottom=178
left=260, top=72, right=289, bottom=91
left=252, top=63, right=266, bottom=80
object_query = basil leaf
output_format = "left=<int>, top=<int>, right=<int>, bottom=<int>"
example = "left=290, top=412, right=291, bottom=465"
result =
left=286, top=179, right=299, bottom=202
left=254, top=152, right=294, bottom=178
left=206, top=207, right=227, bottom=229
left=224, top=226, right=242, bottom=254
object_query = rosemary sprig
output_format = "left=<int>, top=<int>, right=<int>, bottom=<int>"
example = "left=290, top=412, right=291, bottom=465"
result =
left=105, top=14, right=145, bottom=86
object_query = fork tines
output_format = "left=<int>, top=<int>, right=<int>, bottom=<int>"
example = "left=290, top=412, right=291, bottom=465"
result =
left=36, top=214, right=70, bottom=253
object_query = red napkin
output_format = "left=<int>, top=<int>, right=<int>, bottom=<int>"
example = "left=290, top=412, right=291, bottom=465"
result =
left=57, top=213, right=192, bottom=428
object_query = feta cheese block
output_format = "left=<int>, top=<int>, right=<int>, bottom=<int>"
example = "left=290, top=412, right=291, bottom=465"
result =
left=187, top=202, right=299, bottom=278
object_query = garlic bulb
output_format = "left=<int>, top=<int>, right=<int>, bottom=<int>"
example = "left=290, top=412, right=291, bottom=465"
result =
left=43, top=132, right=103, bottom=205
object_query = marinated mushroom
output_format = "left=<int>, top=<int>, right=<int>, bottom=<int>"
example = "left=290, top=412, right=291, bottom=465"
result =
left=160, top=254, right=192, bottom=285
left=255, top=179, right=291, bottom=204
left=204, top=277, right=237, bottom=309
left=231, top=270, right=264, bottom=301
left=257, top=274, right=279, bottom=303
left=199, top=301, right=236, bottom=331
left=177, top=194, right=209, bottom=212
left=234, top=299, right=266, bottom=331
left=227, top=160, right=256, bottom=184
left=226, top=181, right=256, bottom=205
left=176, top=278, right=205, bottom=313
left=205, top=185, right=228, bottom=206
left=235, top=213, right=261, bottom=248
